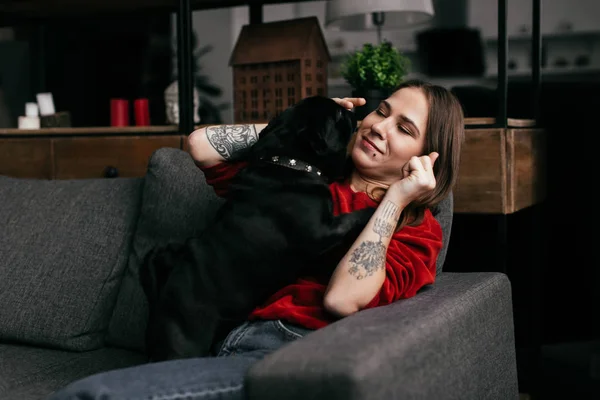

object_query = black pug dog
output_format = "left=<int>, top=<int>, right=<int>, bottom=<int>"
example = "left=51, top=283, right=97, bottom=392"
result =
left=140, top=96, right=374, bottom=362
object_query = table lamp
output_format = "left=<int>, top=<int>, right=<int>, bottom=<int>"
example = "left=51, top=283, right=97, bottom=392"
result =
left=325, top=0, right=435, bottom=43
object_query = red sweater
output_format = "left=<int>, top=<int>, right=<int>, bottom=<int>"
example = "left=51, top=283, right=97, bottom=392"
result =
left=200, top=161, right=443, bottom=329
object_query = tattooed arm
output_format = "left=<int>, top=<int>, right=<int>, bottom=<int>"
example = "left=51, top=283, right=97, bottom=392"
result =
left=187, top=124, right=268, bottom=168
left=186, top=97, right=360, bottom=167
left=323, top=195, right=404, bottom=318
left=324, top=153, right=440, bottom=317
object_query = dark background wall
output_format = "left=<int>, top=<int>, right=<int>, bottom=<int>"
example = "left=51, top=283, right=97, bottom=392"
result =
left=445, top=77, right=600, bottom=395
left=14, top=15, right=172, bottom=127
left=447, top=78, right=600, bottom=343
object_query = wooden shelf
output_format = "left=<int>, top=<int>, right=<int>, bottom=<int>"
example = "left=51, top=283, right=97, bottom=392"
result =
left=0, top=0, right=321, bottom=20
left=0, top=125, right=180, bottom=136
left=463, top=118, right=536, bottom=128
left=484, top=30, right=600, bottom=44
left=0, top=120, right=532, bottom=136
left=465, top=117, right=495, bottom=126
left=355, top=117, right=529, bottom=128
left=485, top=66, right=600, bottom=79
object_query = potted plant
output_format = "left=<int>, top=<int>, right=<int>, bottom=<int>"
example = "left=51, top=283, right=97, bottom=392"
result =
left=340, top=41, right=410, bottom=120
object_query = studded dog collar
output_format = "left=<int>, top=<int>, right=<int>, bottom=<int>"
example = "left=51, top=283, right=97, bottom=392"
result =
left=260, top=155, right=323, bottom=177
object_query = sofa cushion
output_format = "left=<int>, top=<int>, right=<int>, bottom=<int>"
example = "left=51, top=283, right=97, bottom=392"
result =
left=106, top=148, right=225, bottom=351
left=0, top=176, right=143, bottom=351
left=0, top=343, right=147, bottom=400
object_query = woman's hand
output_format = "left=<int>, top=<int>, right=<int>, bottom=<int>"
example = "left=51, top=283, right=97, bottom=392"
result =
left=332, top=97, right=366, bottom=110
left=387, top=152, right=439, bottom=207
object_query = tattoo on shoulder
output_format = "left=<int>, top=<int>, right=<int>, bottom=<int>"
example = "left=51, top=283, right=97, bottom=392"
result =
left=347, top=200, right=400, bottom=280
left=206, top=124, right=258, bottom=160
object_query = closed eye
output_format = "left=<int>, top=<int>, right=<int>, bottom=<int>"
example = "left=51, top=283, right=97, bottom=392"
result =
left=378, top=100, right=421, bottom=138
left=377, top=108, right=412, bottom=135
left=398, top=125, right=412, bottom=135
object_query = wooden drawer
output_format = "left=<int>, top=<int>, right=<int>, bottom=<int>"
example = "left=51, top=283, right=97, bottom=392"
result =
left=454, top=127, right=546, bottom=214
left=0, top=139, right=53, bottom=179
left=454, top=128, right=506, bottom=214
left=53, top=135, right=182, bottom=179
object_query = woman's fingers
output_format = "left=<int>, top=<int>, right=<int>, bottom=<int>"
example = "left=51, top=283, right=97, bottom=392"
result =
left=405, top=154, right=436, bottom=173
left=332, top=97, right=366, bottom=110
left=331, top=98, right=353, bottom=109
left=415, top=152, right=438, bottom=173
left=402, top=161, right=411, bottom=179
left=407, top=155, right=437, bottom=188
left=421, top=153, right=437, bottom=172
left=428, top=152, right=439, bottom=166
left=346, top=97, right=367, bottom=107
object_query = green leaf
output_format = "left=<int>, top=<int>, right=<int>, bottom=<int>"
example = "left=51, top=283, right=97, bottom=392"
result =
left=340, top=40, right=411, bottom=91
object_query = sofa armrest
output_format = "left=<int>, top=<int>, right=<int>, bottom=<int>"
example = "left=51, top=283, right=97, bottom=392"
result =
left=246, top=272, right=519, bottom=400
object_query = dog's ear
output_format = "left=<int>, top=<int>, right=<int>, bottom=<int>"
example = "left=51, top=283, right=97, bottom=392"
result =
left=242, top=126, right=284, bottom=161
left=307, top=118, right=336, bottom=156
left=232, top=113, right=287, bottom=161
left=310, top=105, right=356, bottom=156
left=344, top=107, right=358, bottom=129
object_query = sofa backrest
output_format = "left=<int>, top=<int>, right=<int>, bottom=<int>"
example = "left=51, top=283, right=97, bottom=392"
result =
left=0, top=175, right=143, bottom=352
left=106, top=148, right=225, bottom=352
left=432, top=192, right=453, bottom=276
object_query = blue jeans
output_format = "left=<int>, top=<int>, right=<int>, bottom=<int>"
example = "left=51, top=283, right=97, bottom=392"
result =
left=46, top=320, right=312, bottom=400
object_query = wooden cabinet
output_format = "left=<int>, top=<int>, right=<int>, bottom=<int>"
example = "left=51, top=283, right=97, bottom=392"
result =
left=53, top=136, right=182, bottom=179
left=1, top=123, right=547, bottom=215
left=453, top=126, right=546, bottom=214
left=0, top=138, right=53, bottom=179
left=454, top=128, right=507, bottom=213
left=0, top=130, right=186, bottom=180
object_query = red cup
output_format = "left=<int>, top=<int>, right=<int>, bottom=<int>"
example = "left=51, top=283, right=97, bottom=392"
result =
left=110, top=98, right=129, bottom=127
left=134, top=98, right=151, bottom=126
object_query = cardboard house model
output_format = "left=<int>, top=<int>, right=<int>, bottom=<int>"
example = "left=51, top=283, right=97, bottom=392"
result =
left=229, top=16, right=331, bottom=123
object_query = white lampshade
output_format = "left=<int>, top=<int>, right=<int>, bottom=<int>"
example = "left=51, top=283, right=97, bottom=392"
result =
left=325, top=0, right=435, bottom=31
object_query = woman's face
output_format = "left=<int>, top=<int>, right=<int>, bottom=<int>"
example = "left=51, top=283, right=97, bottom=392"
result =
left=350, top=87, right=429, bottom=184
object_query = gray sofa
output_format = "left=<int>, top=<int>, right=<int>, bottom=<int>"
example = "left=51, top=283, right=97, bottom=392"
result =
left=0, top=147, right=519, bottom=400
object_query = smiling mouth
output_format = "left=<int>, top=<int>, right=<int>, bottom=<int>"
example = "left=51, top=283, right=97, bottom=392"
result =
left=362, top=137, right=383, bottom=154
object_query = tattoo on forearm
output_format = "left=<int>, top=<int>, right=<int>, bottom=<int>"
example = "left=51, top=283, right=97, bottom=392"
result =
left=206, top=124, right=258, bottom=160
left=348, top=241, right=386, bottom=280
left=373, top=201, right=400, bottom=239
left=348, top=201, right=400, bottom=280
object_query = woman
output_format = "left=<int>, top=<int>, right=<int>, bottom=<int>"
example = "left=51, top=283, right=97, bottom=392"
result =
left=47, top=79, right=464, bottom=400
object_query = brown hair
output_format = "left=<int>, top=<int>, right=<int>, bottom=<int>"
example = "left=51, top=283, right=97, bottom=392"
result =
left=347, top=79, right=465, bottom=230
